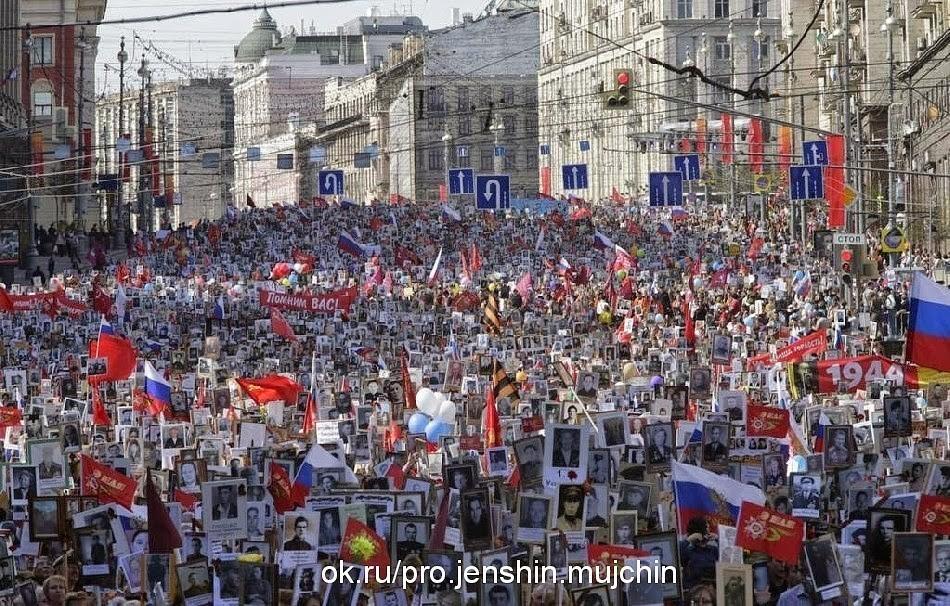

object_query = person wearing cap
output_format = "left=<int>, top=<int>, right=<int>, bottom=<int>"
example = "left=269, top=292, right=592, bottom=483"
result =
left=791, top=476, right=819, bottom=510
left=556, top=486, right=584, bottom=531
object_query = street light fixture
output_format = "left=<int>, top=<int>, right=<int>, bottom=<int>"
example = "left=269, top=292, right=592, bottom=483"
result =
left=114, top=36, right=128, bottom=248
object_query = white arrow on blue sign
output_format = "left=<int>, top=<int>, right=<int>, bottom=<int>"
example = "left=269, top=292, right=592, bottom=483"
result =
left=561, top=164, right=589, bottom=190
left=494, top=146, right=506, bottom=157
left=789, top=165, right=824, bottom=200
left=448, top=168, right=475, bottom=195
left=579, top=140, right=591, bottom=152
left=318, top=169, right=345, bottom=195
left=802, top=140, right=828, bottom=166
left=648, top=171, right=683, bottom=207
left=475, top=174, right=510, bottom=210
left=674, top=154, right=701, bottom=181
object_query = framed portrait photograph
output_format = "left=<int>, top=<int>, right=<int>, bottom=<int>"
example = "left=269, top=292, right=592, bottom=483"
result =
left=176, top=459, right=205, bottom=493
left=390, top=515, right=430, bottom=563
left=10, top=465, right=37, bottom=504
left=543, top=424, right=589, bottom=484
left=27, top=439, right=66, bottom=490
left=587, top=448, right=611, bottom=485
left=644, top=422, right=675, bottom=473
left=238, top=562, right=276, bottom=606
left=516, top=494, right=551, bottom=543
left=700, top=421, right=730, bottom=470
left=803, top=536, right=844, bottom=593
left=290, top=563, right=320, bottom=605
left=75, top=526, right=111, bottom=577
left=611, top=511, right=638, bottom=546
left=716, top=562, right=753, bottom=606
left=546, top=530, right=568, bottom=572
left=486, top=446, right=509, bottom=478
left=554, top=484, right=586, bottom=532
left=460, top=488, right=493, bottom=550
left=575, top=372, right=598, bottom=402
left=373, top=587, right=409, bottom=606
left=596, top=412, right=629, bottom=450
left=177, top=561, right=213, bottom=606
left=28, top=496, right=61, bottom=540
left=883, top=396, right=912, bottom=438
left=282, top=512, right=319, bottom=552
left=892, top=532, right=933, bottom=592
left=710, top=334, right=733, bottom=365
left=689, top=367, right=712, bottom=399
left=636, top=530, right=680, bottom=600
left=790, top=473, right=822, bottom=519
left=422, top=550, right=460, bottom=596
left=201, top=479, right=247, bottom=542
left=823, top=425, right=856, bottom=469
left=717, top=390, right=747, bottom=423
left=762, top=453, right=788, bottom=490
left=617, top=480, right=652, bottom=520
left=320, top=563, right=363, bottom=606
left=442, top=462, right=477, bottom=492
left=569, top=585, right=612, bottom=606
left=479, top=582, right=520, bottom=606
left=315, top=506, right=343, bottom=552
left=866, top=507, right=912, bottom=573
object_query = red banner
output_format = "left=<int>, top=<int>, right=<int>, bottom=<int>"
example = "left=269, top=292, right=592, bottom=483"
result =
left=825, top=134, right=846, bottom=229
left=258, top=286, right=357, bottom=315
left=916, top=494, right=950, bottom=534
left=587, top=544, right=649, bottom=565
left=721, top=114, right=733, bottom=165
left=80, top=454, right=137, bottom=509
left=3, top=289, right=87, bottom=315
left=774, top=330, right=827, bottom=364
left=748, top=119, right=763, bottom=174
left=735, top=501, right=804, bottom=564
left=0, top=407, right=22, bottom=428
left=789, top=355, right=911, bottom=395
left=746, top=405, right=790, bottom=438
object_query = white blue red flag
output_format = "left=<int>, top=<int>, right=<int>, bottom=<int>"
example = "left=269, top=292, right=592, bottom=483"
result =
left=672, top=460, right=765, bottom=532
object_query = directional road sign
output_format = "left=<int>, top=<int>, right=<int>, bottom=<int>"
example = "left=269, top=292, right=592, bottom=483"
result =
left=318, top=169, right=345, bottom=195
left=648, top=171, right=683, bottom=207
left=448, top=168, right=475, bottom=195
left=789, top=165, right=824, bottom=200
left=802, top=140, right=828, bottom=166
left=674, top=154, right=701, bottom=181
left=475, top=174, right=510, bottom=210
left=561, top=164, right=589, bottom=190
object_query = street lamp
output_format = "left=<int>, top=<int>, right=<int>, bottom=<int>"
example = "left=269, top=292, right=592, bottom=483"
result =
left=441, top=127, right=453, bottom=195
left=137, top=57, right=150, bottom=234
left=491, top=116, right=504, bottom=174
left=115, top=36, right=128, bottom=248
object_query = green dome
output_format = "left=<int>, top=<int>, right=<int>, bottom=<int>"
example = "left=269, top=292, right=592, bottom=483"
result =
left=234, top=8, right=281, bottom=63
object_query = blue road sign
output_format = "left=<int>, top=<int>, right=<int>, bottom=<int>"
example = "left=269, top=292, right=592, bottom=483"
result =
left=789, top=165, right=824, bottom=200
left=475, top=175, right=510, bottom=210
left=802, top=140, right=828, bottom=166
left=494, top=146, right=507, bottom=157
left=648, top=172, right=683, bottom=206
left=561, top=163, right=589, bottom=190
left=579, top=140, right=591, bottom=152
left=318, top=169, right=345, bottom=195
left=674, top=154, right=701, bottom=181
left=448, top=168, right=475, bottom=195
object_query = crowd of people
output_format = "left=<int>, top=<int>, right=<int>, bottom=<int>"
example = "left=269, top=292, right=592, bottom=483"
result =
left=0, top=193, right=946, bottom=606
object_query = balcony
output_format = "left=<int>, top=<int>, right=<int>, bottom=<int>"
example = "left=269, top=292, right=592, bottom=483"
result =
left=911, top=0, right=939, bottom=18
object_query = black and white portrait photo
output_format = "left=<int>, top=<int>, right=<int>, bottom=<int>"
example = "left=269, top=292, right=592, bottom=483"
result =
left=803, top=537, right=844, bottom=592
left=762, top=453, right=787, bottom=489
left=689, top=367, right=712, bottom=399
left=892, top=532, right=933, bottom=592
left=575, top=372, right=598, bottom=402
left=201, top=479, right=247, bottom=541
left=316, top=507, right=342, bottom=551
left=711, top=334, right=732, bottom=365
left=587, top=449, right=610, bottom=485
left=617, top=481, right=652, bottom=519
left=717, top=391, right=747, bottom=423
left=544, top=424, right=589, bottom=484
left=480, top=582, right=519, bottom=606
left=883, top=396, right=912, bottom=438
left=460, top=488, right=492, bottom=550
left=866, top=508, right=911, bottom=573
left=645, top=422, right=674, bottom=472
left=597, top=412, right=628, bottom=449
left=11, top=465, right=36, bottom=503
left=701, top=421, right=730, bottom=469
left=611, top=512, right=637, bottom=545
left=487, top=446, right=509, bottom=477
left=790, top=473, right=822, bottom=519
left=30, top=441, right=66, bottom=490
left=283, top=513, right=318, bottom=552
left=391, top=515, right=429, bottom=562
left=516, top=494, right=551, bottom=543
left=373, top=588, right=408, bottom=606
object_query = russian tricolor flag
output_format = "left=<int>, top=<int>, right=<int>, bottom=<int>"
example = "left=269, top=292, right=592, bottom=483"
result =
left=338, top=231, right=366, bottom=257
left=672, top=460, right=765, bottom=532
left=99, top=318, right=115, bottom=336
left=143, top=360, right=171, bottom=415
left=441, top=204, right=461, bottom=222
left=593, top=231, right=614, bottom=251
left=907, top=273, right=950, bottom=373
left=292, top=442, right=359, bottom=496
left=658, top=221, right=674, bottom=238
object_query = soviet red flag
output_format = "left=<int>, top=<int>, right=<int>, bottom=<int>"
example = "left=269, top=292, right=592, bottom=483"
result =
left=735, top=501, right=804, bottom=564
left=745, top=405, right=791, bottom=438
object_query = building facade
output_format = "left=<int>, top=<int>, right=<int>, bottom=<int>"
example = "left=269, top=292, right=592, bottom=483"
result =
left=19, top=0, right=107, bottom=230
left=231, top=8, right=426, bottom=208
left=538, top=0, right=780, bottom=201
left=0, top=0, right=29, bottom=271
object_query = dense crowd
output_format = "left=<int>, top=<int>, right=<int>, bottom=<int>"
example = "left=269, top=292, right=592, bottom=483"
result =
left=0, top=195, right=947, bottom=606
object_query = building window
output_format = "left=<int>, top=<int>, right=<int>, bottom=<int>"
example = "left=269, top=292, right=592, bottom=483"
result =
left=372, top=55, right=384, bottom=70
left=676, top=0, right=693, bottom=19
left=503, top=115, right=516, bottom=136
left=457, top=86, right=470, bottom=112
left=459, top=117, right=472, bottom=136
left=457, top=152, right=471, bottom=168
left=479, top=147, right=493, bottom=171
left=752, top=0, right=767, bottom=16
left=523, top=86, right=537, bottom=106
left=755, top=37, right=770, bottom=62
left=33, top=91, right=53, bottom=117
left=31, top=36, right=53, bottom=65
left=504, top=151, right=515, bottom=170
left=501, top=85, right=515, bottom=105
left=480, top=87, right=492, bottom=108
left=526, top=150, right=538, bottom=169
left=428, top=149, right=443, bottom=171
left=427, top=87, right=446, bottom=113
left=714, top=36, right=731, bottom=60
left=714, top=0, right=730, bottom=18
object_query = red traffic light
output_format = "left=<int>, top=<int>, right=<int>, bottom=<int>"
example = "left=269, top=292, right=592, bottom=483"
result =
left=616, top=71, right=630, bottom=86
left=840, top=249, right=853, bottom=262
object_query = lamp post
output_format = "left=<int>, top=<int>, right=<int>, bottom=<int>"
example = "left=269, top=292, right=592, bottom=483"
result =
left=115, top=37, right=127, bottom=248
left=137, top=57, right=150, bottom=234
left=442, top=127, right=453, bottom=196
left=727, top=20, right=737, bottom=209
left=75, top=34, right=90, bottom=228
left=22, top=32, right=38, bottom=267
left=882, top=5, right=898, bottom=265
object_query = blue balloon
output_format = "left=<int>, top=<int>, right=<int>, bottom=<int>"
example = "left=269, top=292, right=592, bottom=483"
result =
left=424, top=419, right=451, bottom=443
left=407, top=412, right=431, bottom=434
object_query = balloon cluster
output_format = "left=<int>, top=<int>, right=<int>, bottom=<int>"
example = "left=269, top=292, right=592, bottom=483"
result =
left=406, top=387, right=457, bottom=444
left=270, top=262, right=314, bottom=288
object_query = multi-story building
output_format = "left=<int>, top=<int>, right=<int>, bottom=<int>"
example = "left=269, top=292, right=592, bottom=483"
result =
left=95, top=78, right=234, bottom=230
left=538, top=0, right=779, bottom=201
left=0, top=0, right=29, bottom=271
left=19, top=0, right=107, bottom=229
left=231, top=8, right=426, bottom=207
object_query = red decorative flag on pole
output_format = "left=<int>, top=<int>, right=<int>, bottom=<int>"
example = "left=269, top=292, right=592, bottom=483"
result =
left=80, top=454, right=137, bottom=509
left=340, top=517, right=391, bottom=569
left=270, top=308, right=298, bottom=342
left=235, top=375, right=302, bottom=405
left=483, top=387, right=502, bottom=448
left=745, top=405, right=791, bottom=438
left=825, top=133, right=846, bottom=229
left=748, top=118, right=764, bottom=174
left=146, top=469, right=182, bottom=553
left=778, top=126, right=793, bottom=182
left=721, top=114, right=734, bottom=165
left=916, top=494, right=950, bottom=534
left=301, top=393, right=317, bottom=436
left=87, top=333, right=137, bottom=382
left=90, top=383, right=112, bottom=426
left=735, top=501, right=804, bottom=564
left=402, top=350, right=416, bottom=410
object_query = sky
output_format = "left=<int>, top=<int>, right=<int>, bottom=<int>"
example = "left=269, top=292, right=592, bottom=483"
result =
left=94, top=0, right=491, bottom=95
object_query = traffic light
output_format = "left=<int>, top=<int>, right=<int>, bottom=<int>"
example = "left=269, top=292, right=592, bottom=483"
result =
left=840, top=249, right=853, bottom=285
left=604, top=69, right=633, bottom=109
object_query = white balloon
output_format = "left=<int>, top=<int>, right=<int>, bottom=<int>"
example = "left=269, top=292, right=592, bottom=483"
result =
left=416, top=388, right=438, bottom=415
left=293, top=263, right=303, bottom=273
left=437, top=399, right=457, bottom=422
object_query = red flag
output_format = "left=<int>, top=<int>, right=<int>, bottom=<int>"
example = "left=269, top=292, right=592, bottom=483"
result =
left=80, top=454, right=137, bottom=509
left=735, top=501, right=804, bottom=564
left=773, top=330, right=827, bottom=364
left=270, top=308, right=298, bottom=342
left=174, top=489, right=199, bottom=512
left=587, top=544, right=650, bottom=565
left=301, top=394, right=317, bottom=436
left=0, top=407, right=22, bottom=428
left=91, top=383, right=111, bottom=426
left=88, top=334, right=137, bottom=382
left=825, top=133, right=846, bottom=229
left=540, top=166, right=552, bottom=196
left=696, top=117, right=708, bottom=157
left=748, top=118, right=763, bottom=174
left=340, top=517, right=391, bottom=568
left=721, top=113, right=734, bottom=165
left=484, top=388, right=502, bottom=448
left=91, top=284, right=113, bottom=317
left=402, top=351, right=416, bottom=410
left=610, top=187, right=624, bottom=204
left=146, top=469, right=181, bottom=553
left=428, top=489, right=451, bottom=551
left=116, top=263, right=131, bottom=284
left=236, top=375, right=302, bottom=405
left=268, top=462, right=304, bottom=514
left=916, top=494, right=950, bottom=534
left=385, top=461, right=406, bottom=490
left=778, top=126, right=792, bottom=181
left=394, top=244, right=421, bottom=268
left=745, top=405, right=791, bottom=438
left=0, top=288, right=14, bottom=312
left=469, top=243, right=482, bottom=273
